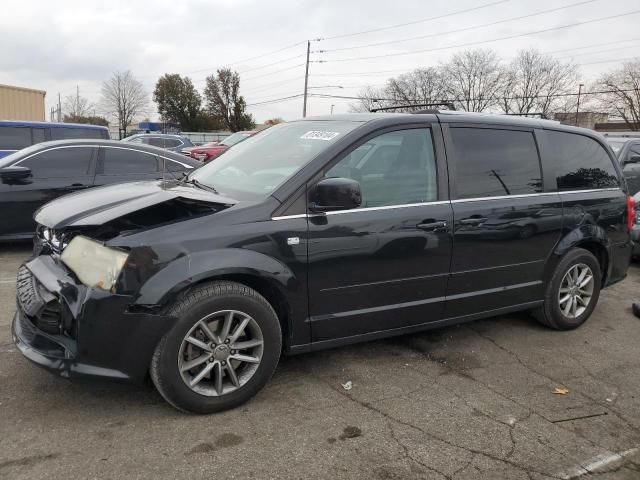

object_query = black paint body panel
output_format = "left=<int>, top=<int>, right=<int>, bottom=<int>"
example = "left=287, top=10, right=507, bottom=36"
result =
left=12, top=113, right=632, bottom=382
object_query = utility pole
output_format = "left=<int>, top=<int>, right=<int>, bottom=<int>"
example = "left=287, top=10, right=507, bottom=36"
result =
left=76, top=85, right=80, bottom=116
left=575, top=83, right=584, bottom=126
left=302, top=40, right=310, bottom=118
left=57, top=93, right=62, bottom=122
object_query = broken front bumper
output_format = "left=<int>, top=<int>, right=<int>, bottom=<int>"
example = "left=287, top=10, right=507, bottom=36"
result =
left=12, top=255, right=174, bottom=382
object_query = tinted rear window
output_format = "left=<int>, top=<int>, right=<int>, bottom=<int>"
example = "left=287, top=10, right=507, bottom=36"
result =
left=544, top=131, right=619, bottom=191
left=0, top=126, right=32, bottom=149
left=148, top=137, right=181, bottom=148
left=451, top=127, right=542, bottom=199
left=50, top=127, right=108, bottom=140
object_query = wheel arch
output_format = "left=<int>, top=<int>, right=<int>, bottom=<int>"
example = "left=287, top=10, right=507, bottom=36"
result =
left=549, top=227, right=610, bottom=286
left=133, top=248, right=299, bottom=349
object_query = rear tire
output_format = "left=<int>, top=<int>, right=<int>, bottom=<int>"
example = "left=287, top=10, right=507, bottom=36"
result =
left=535, top=248, right=601, bottom=330
left=150, top=281, right=281, bottom=414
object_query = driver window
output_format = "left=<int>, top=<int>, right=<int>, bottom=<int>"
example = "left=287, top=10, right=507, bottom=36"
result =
left=325, top=128, right=437, bottom=208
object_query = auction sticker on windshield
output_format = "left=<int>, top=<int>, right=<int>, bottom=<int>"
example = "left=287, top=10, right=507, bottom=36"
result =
left=300, top=131, right=341, bottom=141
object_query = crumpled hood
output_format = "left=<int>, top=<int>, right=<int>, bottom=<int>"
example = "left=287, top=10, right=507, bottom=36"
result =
left=35, top=180, right=237, bottom=229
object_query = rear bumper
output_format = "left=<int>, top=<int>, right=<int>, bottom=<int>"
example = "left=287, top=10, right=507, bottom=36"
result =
left=12, top=255, right=174, bottom=382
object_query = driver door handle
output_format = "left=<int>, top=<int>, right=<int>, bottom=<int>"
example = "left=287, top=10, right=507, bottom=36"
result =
left=417, top=221, right=447, bottom=231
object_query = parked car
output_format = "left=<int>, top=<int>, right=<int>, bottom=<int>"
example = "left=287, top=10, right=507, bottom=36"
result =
left=122, top=133, right=194, bottom=152
left=0, top=120, right=109, bottom=159
left=0, top=139, right=199, bottom=240
left=180, top=141, right=219, bottom=158
left=605, top=137, right=640, bottom=195
left=187, top=131, right=256, bottom=162
left=13, top=112, right=633, bottom=414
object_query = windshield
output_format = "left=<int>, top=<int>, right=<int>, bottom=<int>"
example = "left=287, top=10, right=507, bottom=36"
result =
left=189, top=120, right=362, bottom=200
left=220, top=132, right=252, bottom=147
left=606, top=139, right=627, bottom=155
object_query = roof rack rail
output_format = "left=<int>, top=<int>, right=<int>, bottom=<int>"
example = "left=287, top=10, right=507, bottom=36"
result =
left=370, top=102, right=455, bottom=113
left=503, top=112, right=549, bottom=119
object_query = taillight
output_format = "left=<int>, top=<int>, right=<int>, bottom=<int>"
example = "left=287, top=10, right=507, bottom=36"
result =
left=627, top=195, right=636, bottom=231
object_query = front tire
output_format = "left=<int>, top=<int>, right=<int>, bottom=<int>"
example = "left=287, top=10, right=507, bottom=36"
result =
left=535, top=248, right=602, bottom=330
left=150, top=281, right=282, bottom=414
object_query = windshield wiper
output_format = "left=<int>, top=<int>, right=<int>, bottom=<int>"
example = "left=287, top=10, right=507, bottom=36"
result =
left=184, top=177, right=219, bottom=194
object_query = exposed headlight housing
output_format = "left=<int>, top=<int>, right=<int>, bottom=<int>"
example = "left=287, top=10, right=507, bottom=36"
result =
left=61, top=236, right=129, bottom=291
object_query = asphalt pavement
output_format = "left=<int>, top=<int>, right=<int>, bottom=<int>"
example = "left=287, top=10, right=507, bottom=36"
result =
left=1, top=244, right=639, bottom=479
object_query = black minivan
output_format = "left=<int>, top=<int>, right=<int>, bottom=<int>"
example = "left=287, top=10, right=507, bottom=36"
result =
left=12, top=112, right=633, bottom=413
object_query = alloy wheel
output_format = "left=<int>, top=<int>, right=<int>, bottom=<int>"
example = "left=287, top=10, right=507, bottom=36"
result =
left=178, top=310, right=264, bottom=396
left=558, top=263, right=594, bottom=319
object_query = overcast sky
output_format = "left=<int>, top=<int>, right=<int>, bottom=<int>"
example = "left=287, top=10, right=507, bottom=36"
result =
left=1, top=0, right=639, bottom=125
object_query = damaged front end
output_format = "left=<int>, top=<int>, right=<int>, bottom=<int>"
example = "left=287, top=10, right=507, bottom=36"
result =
left=15, top=181, right=235, bottom=381
left=12, top=253, right=176, bottom=381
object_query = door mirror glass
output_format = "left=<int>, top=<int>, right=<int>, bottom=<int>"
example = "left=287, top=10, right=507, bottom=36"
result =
left=310, top=177, right=362, bottom=212
left=0, top=165, right=31, bottom=180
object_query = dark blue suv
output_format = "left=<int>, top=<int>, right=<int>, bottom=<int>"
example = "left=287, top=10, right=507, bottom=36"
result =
left=0, top=121, right=110, bottom=158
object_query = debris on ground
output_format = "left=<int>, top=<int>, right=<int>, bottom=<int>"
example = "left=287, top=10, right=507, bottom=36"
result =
left=341, top=381, right=353, bottom=391
left=633, top=302, right=640, bottom=318
left=553, top=387, right=570, bottom=395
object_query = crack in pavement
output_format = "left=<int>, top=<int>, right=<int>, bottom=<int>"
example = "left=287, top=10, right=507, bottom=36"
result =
left=320, top=376, right=566, bottom=480
left=386, top=420, right=452, bottom=480
left=467, top=325, right=640, bottom=437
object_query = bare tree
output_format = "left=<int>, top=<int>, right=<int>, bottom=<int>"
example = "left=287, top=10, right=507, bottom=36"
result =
left=501, top=49, right=579, bottom=117
left=442, top=49, right=505, bottom=112
left=384, top=68, right=449, bottom=111
left=64, top=87, right=93, bottom=118
left=593, top=59, right=640, bottom=130
left=349, top=86, right=389, bottom=112
left=100, top=71, right=149, bottom=135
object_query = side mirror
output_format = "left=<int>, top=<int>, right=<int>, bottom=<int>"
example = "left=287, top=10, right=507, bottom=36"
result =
left=626, top=155, right=640, bottom=165
left=0, top=165, right=31, bottom=180
left=310, top=177, right=362, bottom=213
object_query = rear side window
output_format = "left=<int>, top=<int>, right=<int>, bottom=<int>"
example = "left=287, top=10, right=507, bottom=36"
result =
left=102, top=148, right=158, bottom=174
left=148, top=137, right=181, bottom=148
left=451, top=128, right=542, bottom=199
left=0, top=126, right=32, bottom=149
left=544, top=131, right=619, bottom=190
left=20, top=147, right=93, bottom=178
left=50, top=127, right=107, bottom=140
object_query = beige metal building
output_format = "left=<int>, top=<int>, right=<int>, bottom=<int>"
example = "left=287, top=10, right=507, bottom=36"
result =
left=0, top=84, right=46, bottom=121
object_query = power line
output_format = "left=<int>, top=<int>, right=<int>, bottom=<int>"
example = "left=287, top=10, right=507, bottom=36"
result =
left=246, top=93, right=305, bottom=107
left=322, top=10, right=640, bottom=63
left=579, top=56, right=639, bottom=66
left=245, top=84, right=640, bottom=110
left=246, top=54, right=638, bottom=107
left=317, top=0, right=508, bottom=41
left=545, top=37, right=640, bottom=55
left=320, top=0, right=596, bottom=53
left=223, top=40, right=307, bottom=67
left=241, top=76, right=305, bottom=94
left=236, top=53, right=306, bottom=74
left=308, top=38, right=640, bottom=80
left=309, top=87, right=640, bottom=103
left=556, top=43, right=640, bottom=60
left=242, top=63, right=306, bottom=81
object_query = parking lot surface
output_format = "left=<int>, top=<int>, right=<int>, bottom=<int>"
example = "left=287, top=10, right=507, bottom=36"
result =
left=1, top=244, right=639, bottom=480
